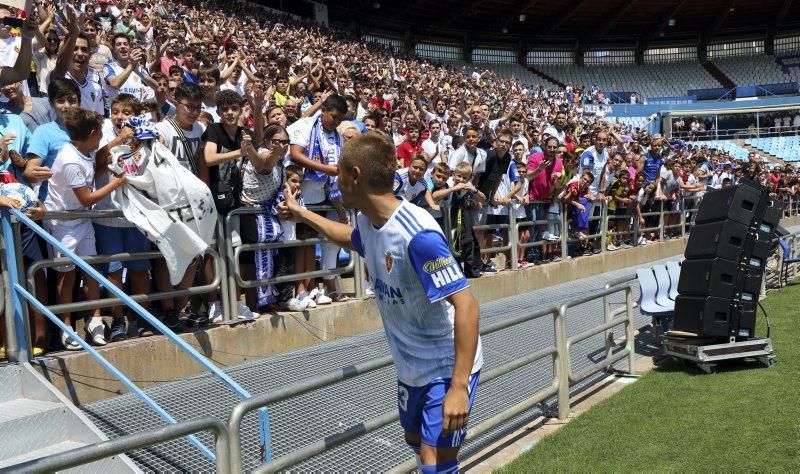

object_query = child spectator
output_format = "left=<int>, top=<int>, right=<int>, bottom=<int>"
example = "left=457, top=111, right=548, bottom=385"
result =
left=561, top=169, right=594, bottom=255
left=396, top=122, right=422, bottom=168
left=202, top=89, right=259, bottom=321
left=452, top=161, right=485, bottom=278
left=239, top=125, right=304, bottom=312
left=607, top=169, right=633, bottom=250
left=153, top=82, right=208, bottom=330
left=43, top=108, right=127, bottom=350
left=430, top=162, right=457, bottom=230
left=93, top=93, right=155, bottom=340
left=394, top=154, right=438, bottom=210
left=24, top=79, right=81, bottom=201
left=513, top=161, right=531, bottom=267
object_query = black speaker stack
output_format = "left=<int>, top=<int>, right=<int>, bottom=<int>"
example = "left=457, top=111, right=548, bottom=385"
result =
left=673, top=179, right=781, bottom=340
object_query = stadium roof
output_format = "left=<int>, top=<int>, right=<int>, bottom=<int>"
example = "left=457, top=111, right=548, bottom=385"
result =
left=323, top=0, right=800, bottom=50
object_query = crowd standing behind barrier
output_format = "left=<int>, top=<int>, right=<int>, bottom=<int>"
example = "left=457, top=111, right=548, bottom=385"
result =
left=0, top=0, right=799, bottom=356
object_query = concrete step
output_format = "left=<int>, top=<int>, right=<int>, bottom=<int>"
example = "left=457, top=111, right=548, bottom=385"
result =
left=0, top=440, right=87, bottom=469
left=0, top=398, right=71, bottom=463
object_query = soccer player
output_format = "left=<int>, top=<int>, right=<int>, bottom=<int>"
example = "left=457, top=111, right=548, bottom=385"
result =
left=279, top=133, right=482, bottom=473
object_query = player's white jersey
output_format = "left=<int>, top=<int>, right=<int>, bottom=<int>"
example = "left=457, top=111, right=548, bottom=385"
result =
left=351, top=199, right=483, bottom=387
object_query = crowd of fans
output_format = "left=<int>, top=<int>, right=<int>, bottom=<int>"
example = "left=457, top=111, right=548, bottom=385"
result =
left=0, top=0, right=798, bottom=355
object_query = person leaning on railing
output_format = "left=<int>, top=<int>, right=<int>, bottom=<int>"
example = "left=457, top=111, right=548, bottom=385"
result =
left=42, top=108, right=127, bottom=351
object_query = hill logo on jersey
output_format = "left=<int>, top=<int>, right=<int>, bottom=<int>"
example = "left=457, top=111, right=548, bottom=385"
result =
left=424, top=256, right=464, bottom=289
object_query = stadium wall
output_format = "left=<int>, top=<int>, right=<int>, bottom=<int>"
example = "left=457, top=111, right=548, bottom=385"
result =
left=609, top=96, right=800, bottom=117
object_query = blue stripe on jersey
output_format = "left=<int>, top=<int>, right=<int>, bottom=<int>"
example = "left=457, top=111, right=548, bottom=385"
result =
left=401, top=208, right=423, bottom=232
left=351, top=226, right=365, bottom=257
left=395, top=211, right=418, bottom=236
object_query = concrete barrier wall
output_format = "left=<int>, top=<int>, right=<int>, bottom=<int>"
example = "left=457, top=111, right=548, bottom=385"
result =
left=34, top=235, right=692, bottom=405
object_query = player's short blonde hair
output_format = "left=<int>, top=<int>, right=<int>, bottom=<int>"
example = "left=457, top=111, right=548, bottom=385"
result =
left=340, top=132, right=397, bottom=193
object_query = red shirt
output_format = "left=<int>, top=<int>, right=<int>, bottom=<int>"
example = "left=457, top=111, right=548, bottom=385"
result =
left=369, top=97, right=392, bottom=115
left=563, top=180, right=588, bottom=204
left=397, top=141, right=422, bottom=167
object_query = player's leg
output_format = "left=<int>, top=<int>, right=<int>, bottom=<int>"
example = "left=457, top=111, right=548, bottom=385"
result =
left=397, top=381, right=424, bottom=468
left=418, top=372, right=480, bottom=472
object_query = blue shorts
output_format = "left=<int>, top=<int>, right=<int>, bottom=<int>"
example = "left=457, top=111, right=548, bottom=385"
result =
left=397, top=371, right=480, bottom=448
left=93, top=224, right=152, bottom=272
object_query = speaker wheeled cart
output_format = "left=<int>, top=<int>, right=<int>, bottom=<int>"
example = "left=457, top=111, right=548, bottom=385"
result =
left=662, top=334, right=776, bottom=374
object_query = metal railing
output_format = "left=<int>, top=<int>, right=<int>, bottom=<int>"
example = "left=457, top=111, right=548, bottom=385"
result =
left=6, top=417, right=231, bottom=474
left=16, top=198, right=800, bottom=472
left=19, top=209, right=233, bottom=322
left=226, top=282, right=636, bottom=473
left=0, top=209, right=272, bottom=464
left=223, top=205, right=365, bottom=313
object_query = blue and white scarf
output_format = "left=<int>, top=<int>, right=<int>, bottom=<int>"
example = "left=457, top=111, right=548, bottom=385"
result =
left=254, top=191, right=304, bottom=308
left=306, top=116, right=342, bottom=185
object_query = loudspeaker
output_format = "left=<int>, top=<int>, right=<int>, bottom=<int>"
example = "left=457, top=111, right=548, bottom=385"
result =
left=677, top=258, right=762, bottom=301
left=684, top=221, right=772, bottom=270
left=673, top=179, right=775, bottom=339
left=694, top=180, right=767, bottom=226
left=674, top=295, right=756, bottom=338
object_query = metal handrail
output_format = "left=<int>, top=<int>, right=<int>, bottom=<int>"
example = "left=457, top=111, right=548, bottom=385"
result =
left=8, top=416, right=230, bottom=474
left=229, top=271, right=637, bottom=472
left=1, top=209, right=272, bottom=463
left=25, top=248, right=225, bottom=315
left=223, top=205, right=364, bottom=312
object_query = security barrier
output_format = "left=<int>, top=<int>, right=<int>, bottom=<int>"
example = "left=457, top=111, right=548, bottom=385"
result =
left=8, top=195, right=799, bottom=472
left=0, top=209, right=271, bottom=464
left=226, top=283, right=635, bottom=473
left=6, top=417, right=231, bottom=474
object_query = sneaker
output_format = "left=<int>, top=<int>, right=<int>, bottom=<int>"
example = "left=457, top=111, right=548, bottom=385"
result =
left=61, top=330, right=83, bottom=351
left=109, top=317, right=127, bottom=342
left=237, top=301, right=259, bottom=320
left=619, top=242, right=632, bottom=249
left=309, top=288, right=332, bottom=305
left=547, top=234, right=561, bottom=242
left=607, top=243, right=618, bottom=251
left=541, top=231, right=553, bottom=241
left=517, top=258, right=530, bottom=268
left=136, top=318, right=155, bottom=337
left=637, top=236, right=649, bottom=246
left=161, top=309, right=184, bottom=332
left=282, top=297, right=309, bottom=312
left=297, top=291, right=317, bottom=309
left=365, top=287, right=375, bottom=298
left=185, top=312, right=212, bottom=328
left=85, top=318, right=107, bottom=346
left=482, top=262, right=498, bottom=273
left=208, top=300, right=224, bottom=324
left=551, top=255, right=562, bottom=262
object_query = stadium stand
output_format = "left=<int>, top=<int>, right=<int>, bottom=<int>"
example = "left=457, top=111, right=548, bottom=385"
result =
left=746, top=136, right=800, bottom=161
left=537, top=62, right=722, bottom=99
left=712, top=55, right=794, bottom=87
left=697, top=140, right=751, bottom=161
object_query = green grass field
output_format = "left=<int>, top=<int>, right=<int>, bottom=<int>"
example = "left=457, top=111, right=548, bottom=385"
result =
left=499, top=281, right=800, bottom=473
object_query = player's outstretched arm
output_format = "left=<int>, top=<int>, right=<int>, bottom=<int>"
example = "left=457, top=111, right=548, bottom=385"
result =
left=278, top=183, right=355, bottom=251
left=442, top=288, right=480, bottom=433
